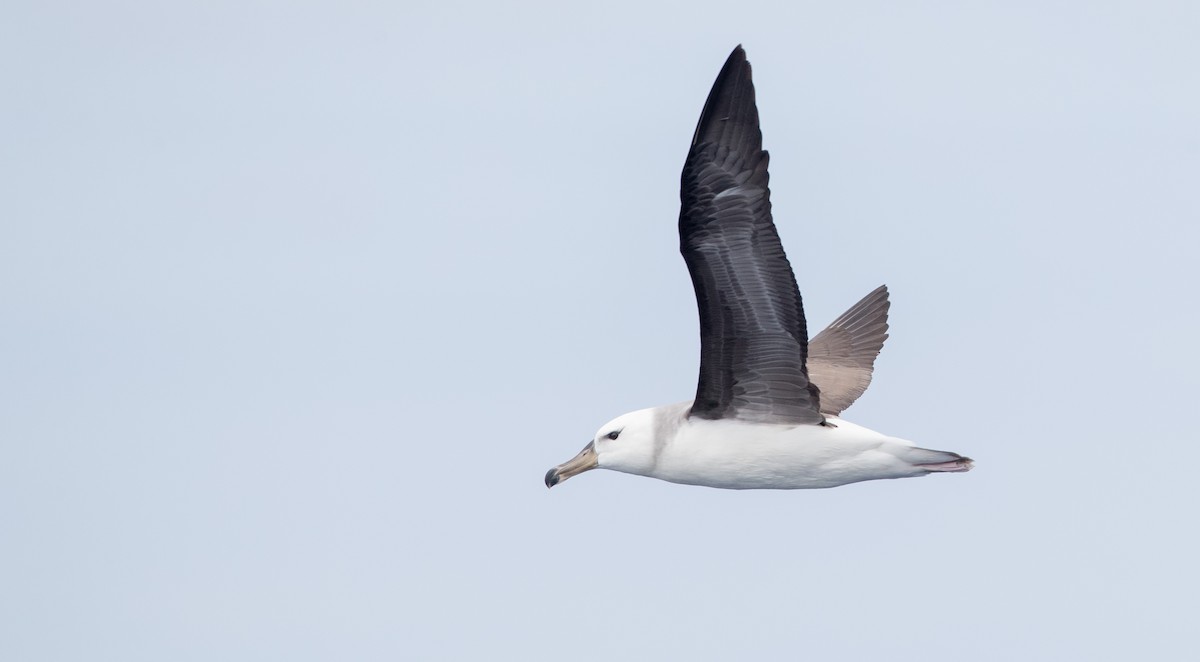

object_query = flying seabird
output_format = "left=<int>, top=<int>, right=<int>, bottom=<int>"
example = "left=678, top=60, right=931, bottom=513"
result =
left=546, top=46, right=973, bottom=490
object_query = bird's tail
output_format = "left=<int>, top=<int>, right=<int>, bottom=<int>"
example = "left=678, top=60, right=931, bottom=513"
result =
left=907, top=447, right=974, bottom=472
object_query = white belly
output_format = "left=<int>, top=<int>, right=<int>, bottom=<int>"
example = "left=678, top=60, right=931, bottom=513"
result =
left=649, top=417, right=926, bottom=489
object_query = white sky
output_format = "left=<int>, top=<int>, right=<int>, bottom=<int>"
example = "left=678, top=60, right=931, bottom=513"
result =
left=2, top=1, right=1198, bottom=660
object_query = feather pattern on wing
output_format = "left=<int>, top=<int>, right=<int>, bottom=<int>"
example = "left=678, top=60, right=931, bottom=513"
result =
left=808, top=285, right=890, bottom=416
left=679, top=46, right=823, bottom=425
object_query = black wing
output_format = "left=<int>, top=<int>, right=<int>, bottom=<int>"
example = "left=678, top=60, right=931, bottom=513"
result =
left=679, top=46, right=822, bottom=425
left=808, top=285, right=890, bottom=416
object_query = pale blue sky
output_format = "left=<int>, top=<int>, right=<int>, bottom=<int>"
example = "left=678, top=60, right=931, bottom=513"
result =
left=2, top=1, right=1198, bottom=660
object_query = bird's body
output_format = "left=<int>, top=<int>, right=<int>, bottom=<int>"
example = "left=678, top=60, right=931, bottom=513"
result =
left=545, top=46, right=972, bottom=491
left=589, top=402, right=969, bottom=490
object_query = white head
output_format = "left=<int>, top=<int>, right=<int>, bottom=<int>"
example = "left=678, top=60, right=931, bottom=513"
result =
left=545, top=407, right=661, bottom=488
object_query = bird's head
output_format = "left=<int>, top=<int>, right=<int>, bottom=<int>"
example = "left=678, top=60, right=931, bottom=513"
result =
left=545, top=408, right=659, bottom=488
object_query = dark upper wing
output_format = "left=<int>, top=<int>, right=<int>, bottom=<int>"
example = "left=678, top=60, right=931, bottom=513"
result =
left=808, top=285, right=890, bottom=416
left=679, top=46, right=822, bottom=425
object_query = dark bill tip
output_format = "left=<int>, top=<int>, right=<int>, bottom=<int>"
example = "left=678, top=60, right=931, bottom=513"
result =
left=544, top=468, right=560, bottom=489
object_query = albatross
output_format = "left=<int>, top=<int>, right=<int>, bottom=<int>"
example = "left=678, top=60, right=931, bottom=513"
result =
left=545, top=46, right=973, bottom=490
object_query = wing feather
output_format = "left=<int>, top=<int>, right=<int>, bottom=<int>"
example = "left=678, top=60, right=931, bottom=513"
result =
left=680, top=46, right=822, bottom=425
left=808, top=285, right=890, bottom=416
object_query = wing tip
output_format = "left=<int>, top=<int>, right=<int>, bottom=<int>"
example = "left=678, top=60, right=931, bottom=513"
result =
left=690, top=45, right=759, bottom=149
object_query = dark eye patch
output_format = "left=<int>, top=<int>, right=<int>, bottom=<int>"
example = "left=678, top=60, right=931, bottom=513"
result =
left=606, top=430, right=620, bottom=440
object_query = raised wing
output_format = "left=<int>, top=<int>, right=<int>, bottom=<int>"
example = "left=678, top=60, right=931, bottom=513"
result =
left=808, top=285, right=890, bottom=416
left=680, top=46, right=823, bottom=425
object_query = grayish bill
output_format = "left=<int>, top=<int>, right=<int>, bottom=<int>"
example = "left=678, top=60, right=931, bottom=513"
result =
left=545, top=441, right=597, bottom=488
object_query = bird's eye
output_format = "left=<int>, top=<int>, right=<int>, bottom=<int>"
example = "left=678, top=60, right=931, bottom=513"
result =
left=606, top=430, right=621, bottom=440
